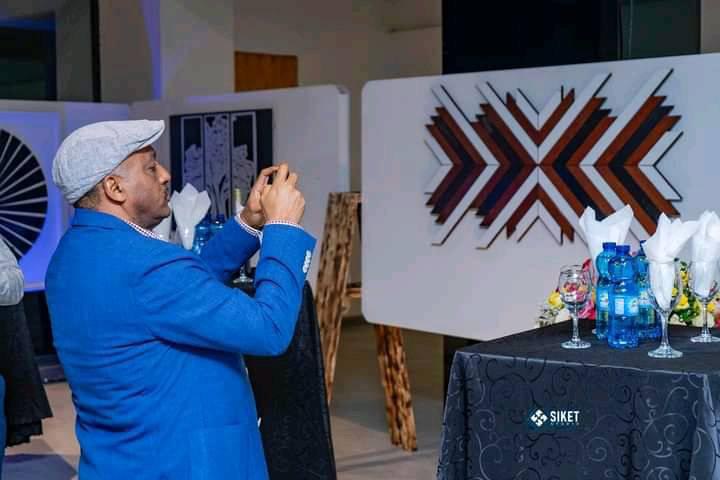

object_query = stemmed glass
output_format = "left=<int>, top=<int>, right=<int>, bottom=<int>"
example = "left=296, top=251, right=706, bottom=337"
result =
left=558, top=265, right=592, bottom=349
left=648, top=259, right=684, bottom=358
left=689, top=261, right=720, bottom=343
left=233, top=263, right=253, bottom=284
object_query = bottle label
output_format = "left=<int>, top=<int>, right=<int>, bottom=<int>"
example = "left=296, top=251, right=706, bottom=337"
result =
left=627, top=297, right=639, bottom=316
left=614, top=297, right=624, bottom=315
left=614, top=296, right=639, bottom=316
left=639, top=290, right=650, bottom=307
left=598, top=289, right=609, bottom=311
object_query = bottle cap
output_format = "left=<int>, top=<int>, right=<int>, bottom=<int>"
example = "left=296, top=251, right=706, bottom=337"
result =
left=616, top=244, right=631, bottom=254
left=602, top=242, right=616, bottom=250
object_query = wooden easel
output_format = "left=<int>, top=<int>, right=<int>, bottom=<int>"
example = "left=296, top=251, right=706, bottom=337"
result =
left=315, top=192, right=418, bottom=452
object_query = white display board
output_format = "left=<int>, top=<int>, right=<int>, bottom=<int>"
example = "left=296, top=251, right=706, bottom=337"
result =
left=362, top=53, right=720, bottom=340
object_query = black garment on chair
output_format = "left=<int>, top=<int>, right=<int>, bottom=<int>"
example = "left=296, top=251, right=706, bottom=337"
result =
left=240, top=281, right=337, bottom=480
left=0, top=303, right=52, bottom=446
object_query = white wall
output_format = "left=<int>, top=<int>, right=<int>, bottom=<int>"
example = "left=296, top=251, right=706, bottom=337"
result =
left=377, top=27, right=442, bottom=79
left=55, top=0, right=94, bottom=101
left=98, top=0, right=234, bottom=102
left=130, top=85, right=350, bottom=287
left=159, top=0, right=234, bottom=99
left=702, top=0, right=720, bottom=53
left=98, top=0, right=157, bottom=102
left=362, top=53, right=720, bottom=340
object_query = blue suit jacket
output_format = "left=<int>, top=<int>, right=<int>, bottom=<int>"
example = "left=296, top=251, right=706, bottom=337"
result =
left=45, top=209, right=316, bottom=479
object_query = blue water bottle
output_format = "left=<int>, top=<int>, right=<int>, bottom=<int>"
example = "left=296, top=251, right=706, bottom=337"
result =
left=210, top=214, right=226, bottom=237
left=608, top=245, right=639, bottom=348
left=635, top=241, right=658, bottom=340
left=595, top=242, right=616, bottom=340
left=191, top=215, right=211, bottom=255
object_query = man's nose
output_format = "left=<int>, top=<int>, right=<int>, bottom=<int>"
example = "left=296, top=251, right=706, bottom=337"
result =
left=159, top=164, right=171, bottom=183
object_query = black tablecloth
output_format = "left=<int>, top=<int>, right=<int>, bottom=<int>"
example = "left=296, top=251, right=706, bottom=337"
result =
left=0, top=303, right=52, bottom=447
left=438, top=320, right=720, bottom=480
left=237, top=281, right=337, bottom=480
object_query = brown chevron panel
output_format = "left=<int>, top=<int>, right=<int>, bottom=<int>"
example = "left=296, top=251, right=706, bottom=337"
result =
left=426, top=108, right=488, bottom=224
left=596, top=165, right=657, bottom=233
left=537, top=90, right=575, bottom=142
left=566, top=116, right=614, bottom=166
left=626, top=165, right=679, bottom=217
left=626, top=115, right=680, bottom=166
left=541, top=165, right=584, bottom=215
left=468, top=118, right=512, bottom=210
left=506, top=186, right=539, bottom=237
left=507, top=91, right=575, bottom=146
left=425, top=74, right=682, bottom=247
left=596, top=96, right=665, bottom=166
left=481, top=104, right=535, bottom=165
left=437, top=108, right=487, bottom=168
left=480, top=165, right=535, bottom=227
left=567, top=166, right=614, bottom=217
left=538, top=186, right=575, bottom=241
left=541, top=97, right=607, bottom=165
left=425, top=123, right=463, bottom=207
left=507, top=95, right=542, bottom=145
left=436, top=165, right=485, bottom=223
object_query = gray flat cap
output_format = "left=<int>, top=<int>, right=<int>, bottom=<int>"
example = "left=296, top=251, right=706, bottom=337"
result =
left=52, top=120, right=165, bottom=204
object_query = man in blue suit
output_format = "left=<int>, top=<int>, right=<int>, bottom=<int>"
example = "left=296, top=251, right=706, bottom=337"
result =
left=45, top=120, right=315, bottom=479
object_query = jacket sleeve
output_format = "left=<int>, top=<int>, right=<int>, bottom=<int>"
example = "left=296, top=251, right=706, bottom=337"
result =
left=133, top=225, right=316, bottom=356
left=0, top=240, right=23, bottom=306
left=199, top=218, right=260, bottom=283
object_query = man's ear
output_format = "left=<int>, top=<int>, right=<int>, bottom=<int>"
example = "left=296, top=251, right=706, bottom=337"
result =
left=102, top=174, right=126, bottom=203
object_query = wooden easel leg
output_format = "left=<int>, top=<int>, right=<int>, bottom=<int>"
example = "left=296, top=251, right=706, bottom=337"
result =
left=316, top=193, right=360, bottom=404
left=374, top=324, right=418, bottom=451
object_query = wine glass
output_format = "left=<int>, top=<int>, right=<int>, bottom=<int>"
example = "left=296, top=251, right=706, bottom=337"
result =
left=558, top=265, right=592, bottom=349
left=233, top=262, right=253, bottom=284
left=648, top=259, right=684, bottom=358
left=689, top=261, right=720, bottom=343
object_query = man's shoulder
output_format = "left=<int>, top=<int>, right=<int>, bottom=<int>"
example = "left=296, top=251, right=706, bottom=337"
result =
left=52, top=225, right=196, bottom=271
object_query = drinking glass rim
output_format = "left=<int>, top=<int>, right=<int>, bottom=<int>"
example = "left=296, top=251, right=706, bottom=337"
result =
left=559, top=264, right=584, bottom=273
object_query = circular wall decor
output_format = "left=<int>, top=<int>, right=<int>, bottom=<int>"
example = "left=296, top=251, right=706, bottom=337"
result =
left=0, top=129, right=48, bottom=260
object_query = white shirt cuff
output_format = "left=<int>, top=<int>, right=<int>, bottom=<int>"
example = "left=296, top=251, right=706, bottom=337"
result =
left=235, top=211, right=261, bottom=238
left=263, top=220, right=305, bottom=231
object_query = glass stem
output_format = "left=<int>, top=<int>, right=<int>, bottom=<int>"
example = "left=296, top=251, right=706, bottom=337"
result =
left=702, top=301, right=710, bottom=337
left=660, top=311, right=670, bottom=349
left=571, top=307, right=580, bottom=342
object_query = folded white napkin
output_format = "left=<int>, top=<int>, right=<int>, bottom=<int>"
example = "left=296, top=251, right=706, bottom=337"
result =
left=644, top=214, right=699, bottom=309
left=170, top=183, right=211, bottom=249
left=152, top=215, right=172, bottom=241
left=577, top=205, right=634, bottom=265
left=690, top=211, right=720, bottom=297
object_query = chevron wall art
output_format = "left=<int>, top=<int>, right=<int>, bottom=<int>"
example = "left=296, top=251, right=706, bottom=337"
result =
left=425, top=68, right=682, bottom=248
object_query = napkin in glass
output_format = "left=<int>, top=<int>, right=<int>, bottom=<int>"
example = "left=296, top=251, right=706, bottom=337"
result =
left=643, top=214, right=699, bottom=310
left=577, top=205, right=634, bottom=265
left=690, top=211, right=720, bottom=298
left=170, top=183, right=211, bottom=249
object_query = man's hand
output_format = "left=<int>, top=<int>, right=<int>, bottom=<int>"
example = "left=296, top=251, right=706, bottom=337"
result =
left=260, top=163, right=306, bottom=225
left=239, top=165, right=280, bottom=228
